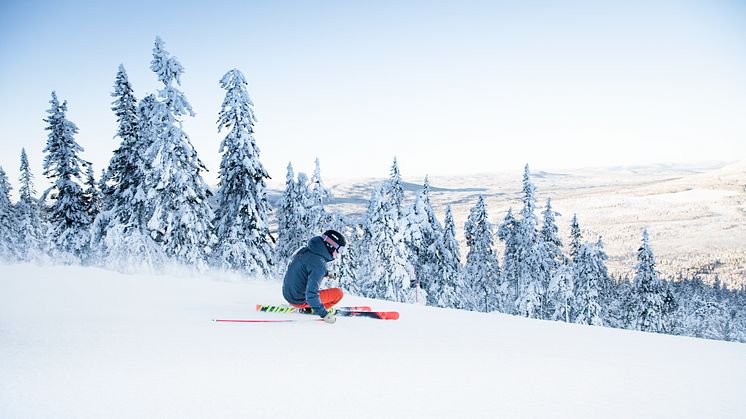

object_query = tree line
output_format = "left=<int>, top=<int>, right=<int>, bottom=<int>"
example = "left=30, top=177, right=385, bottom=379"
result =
left=0, top=37, right=743, bottom=343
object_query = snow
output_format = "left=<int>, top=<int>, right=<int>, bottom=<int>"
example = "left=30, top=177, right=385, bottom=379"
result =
left=651, top=188, right=736, bottom=204
left=1, top=263, right=745, bottom=419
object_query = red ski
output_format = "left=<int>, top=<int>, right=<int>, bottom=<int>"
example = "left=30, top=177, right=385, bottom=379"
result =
left=336, top=310, right=399, bottom=320
left=255, top=304, right=399, bottom=320
left=255, top=304, right=372, bottom=313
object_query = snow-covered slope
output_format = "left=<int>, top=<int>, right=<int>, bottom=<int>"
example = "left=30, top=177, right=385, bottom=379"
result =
left=1, top=264, right=745, bottom=419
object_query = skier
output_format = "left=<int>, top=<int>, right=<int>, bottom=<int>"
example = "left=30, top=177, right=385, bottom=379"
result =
left=282, top=230, right=346, bottom=324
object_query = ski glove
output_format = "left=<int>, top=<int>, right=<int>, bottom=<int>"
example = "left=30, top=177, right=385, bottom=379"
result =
left=323, top=311, right=337, bottom=324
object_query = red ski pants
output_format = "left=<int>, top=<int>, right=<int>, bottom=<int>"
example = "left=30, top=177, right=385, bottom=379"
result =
left=291, top=288, right=344, bottom=309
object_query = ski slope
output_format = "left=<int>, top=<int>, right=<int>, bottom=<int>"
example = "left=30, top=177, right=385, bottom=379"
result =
left=1, top=264, right=745, bottom=419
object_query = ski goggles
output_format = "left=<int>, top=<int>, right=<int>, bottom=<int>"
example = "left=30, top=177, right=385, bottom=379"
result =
left=321, top=234, right=346, bottom=257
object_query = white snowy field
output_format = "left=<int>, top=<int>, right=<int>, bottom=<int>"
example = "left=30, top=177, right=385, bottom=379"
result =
left=2, top=264, right=745, bottom=419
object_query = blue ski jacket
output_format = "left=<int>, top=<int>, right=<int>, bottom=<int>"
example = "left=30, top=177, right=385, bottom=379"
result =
left=282, top=236, right=333, bottom=318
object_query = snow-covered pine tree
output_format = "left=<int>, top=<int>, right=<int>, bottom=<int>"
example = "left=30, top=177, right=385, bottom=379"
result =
left=569, top=214, right=582, bottom=260
left=212, top=68, right=274, bottom=277
left=42, top=92, right=91, bottom=264
left=413, top=177, right=447, bottom=305
left=431, top=205, right=464, bottom=308
left=14, top=149, right=46, bottom=261
left=92, top=68, right=168, bottom=269
left=672, top=277, right=697, bottom=337
left=309, top=157, right=333, bottom=232
left=631, top=229, right=666, bottom=333
left=400, top=181, right=442, bottom=303
left=145, top=37, right=215, bottom=267
left=661, top=280, right=680, bottom=335
left=547, top=260, right=574, bottom=322
left=539, top=198, right=564, bottom=318
left=725, top=286, right=746, bottom=343
left=96, top=65, right=138, bottom=208
left=540, top=199, right=564, bottom=269
left=463, top=195, right=500, bottom=312
left=572, top=242, right=605, bottom=326
left=420, top=176, right=442, bottom=235
left=83, top=164, right=101, bottom=221
left=616, top=278, right=637, bottom=329
left=96, top=93, right=165, bottom=270
left=359, top=188, right=413, bottom=303
left=99, top=64, right=139, bottom=206
left=276, top=162, right=307, bottom=263
left=385, top=157, right=405, bottom=218
left=687, top=278, right=728, bottom=340
left=295, top=172, right=317, bottom=238
left=419, top=176, right=445, bottom=295
left=400, top=194, right=429, bottom=302
left=355, top=192, right=380, bottom=298
left=593, top=237, right=624, bottom=327
left=497, top=208, right=520, bottom=313
left=326, top=214, right=361, bottom=294
left=310, top=158, right=332, bottom=204
left=514, top=165, right=544, bottom=318
left=0, top=166, right=18, bottom=261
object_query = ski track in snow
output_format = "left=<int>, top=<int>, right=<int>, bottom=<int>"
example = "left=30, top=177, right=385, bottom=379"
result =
left=1, top=263, right=745, bottom=419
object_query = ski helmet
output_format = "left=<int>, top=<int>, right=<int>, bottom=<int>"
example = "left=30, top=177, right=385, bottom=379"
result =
left=321, top=229, right=346, bottom=257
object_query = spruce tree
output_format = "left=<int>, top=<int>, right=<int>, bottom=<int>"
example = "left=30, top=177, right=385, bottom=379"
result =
left=686, top=279, right=727, bottom=340
left=540, top=199, right=564, bottom=269
left=295, top=172, right=317, bottom=238
left=145, top=37, right=215, bottom=266
left=419, top=176, right=445, bottom=298
left=93, top=68, right=168, bottom=269
left=631, top=229, right=666, bottom=333
left=547, top=261, right=575, bottom=322
left=98, top=93, right=165, bottom=270
left=328, top=217, right=361, bottom=294
left=432, top=205, right=464, bottom=308
left=360, top=188, right=413, bottom=303
left=42, top=92, right=91, bottom=263
left=401, top=183, right=441, bottom=303
left=401, top=194, right=430, bottom=302
left=538, top=198, right=564, bottom=318
left=421, top=177, right=442, bottom=235
left=276, top=162, right=306, bottom=262
left=385, top=157, right=405, bottom=218
left=83, top=164, right=101, bottom=221
left=463, top=195, right=500, bottom=312
left=569, top=214, right=582, bottom=260
left=15, top=149, right=46, bottom=261
left=661, top=281, right=680, bottom=335
left=594, top=237, right=623, bottom=327
left=212, top=68, right=274, bottom=276
left=572, top=242, right=605, bottom=326
left=497, top=208, right=520, bottom=313
left=0, top=166, right=18, bottom=261
left=309, top=157, right=333, bottom=233
left=514, top=165, right=544, bottom=318
left=100, top=64, right=139, bottom=205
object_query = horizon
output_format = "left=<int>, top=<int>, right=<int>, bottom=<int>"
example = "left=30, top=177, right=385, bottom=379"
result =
left=1, top=1, right=745, bottom=191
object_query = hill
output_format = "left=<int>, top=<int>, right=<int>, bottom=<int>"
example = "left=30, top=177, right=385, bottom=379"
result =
left=1, top=263, right=745, bottom=418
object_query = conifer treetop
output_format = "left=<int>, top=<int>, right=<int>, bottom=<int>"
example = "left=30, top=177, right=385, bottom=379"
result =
left=150, top=36, right=185, bottom=86
left=19, top=148, right=36, bottom=202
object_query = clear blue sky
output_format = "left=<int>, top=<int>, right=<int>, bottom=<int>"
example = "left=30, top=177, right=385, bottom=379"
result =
left=1, top=0, right=745, bottom=190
